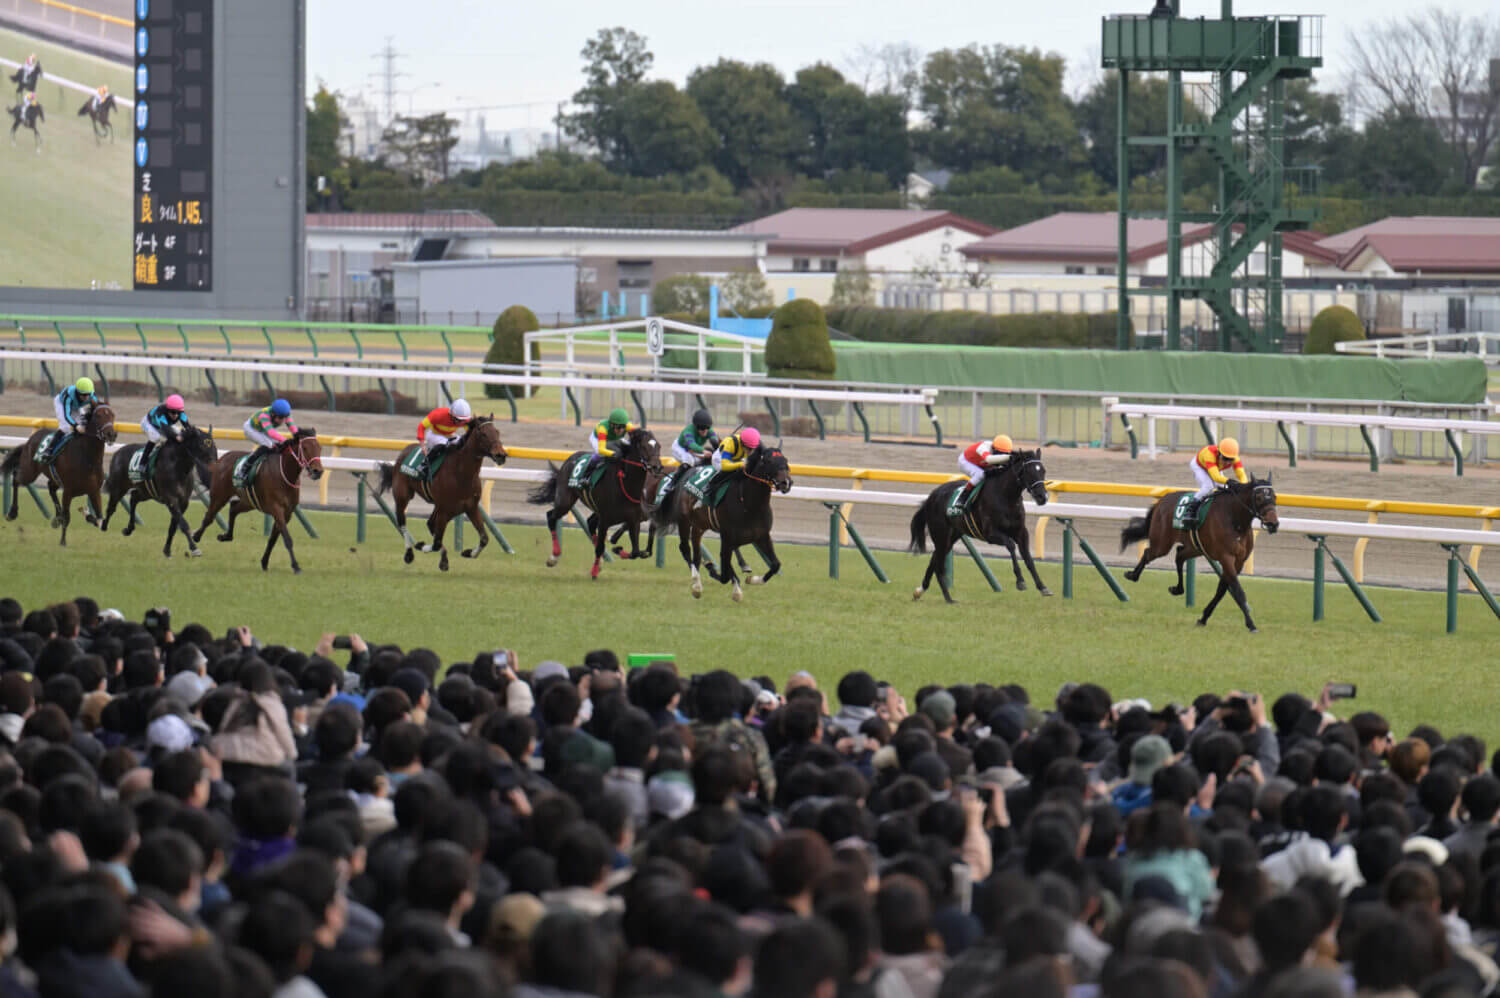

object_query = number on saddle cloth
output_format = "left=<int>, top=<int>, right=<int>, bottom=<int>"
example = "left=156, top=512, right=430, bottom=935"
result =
left=681, top=466, right=729, bottom=507
left=233, top=452, right=265, bottom=489
left=128, top=447, right=153, bottom=483
left=946, top=482, right=979, bottom=518
left=1173, top=493, right=1213, bottom=530
left=400, top=447, right=446, bottom=481
left=568, top=456, right=608, bottom=491
left=34, top=431, right=65, bottom=464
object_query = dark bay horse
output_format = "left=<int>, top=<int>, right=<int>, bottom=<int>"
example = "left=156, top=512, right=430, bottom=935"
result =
left=526, top=428, right=663, bottom=579
left=193, top=429, right=323, bottom=573
left=651, top=446, right=793, bottom=602
left=76, top=94, right=116, bottom=141
left=1120, top=477, right=1280, bottom=631
left=373, top=416, right=508, bottom=572
left=909, top=449, right=1051, bottom=603
left=101, top=424, right=217, bottom=557
left=2, top=405, right=116, bottom=546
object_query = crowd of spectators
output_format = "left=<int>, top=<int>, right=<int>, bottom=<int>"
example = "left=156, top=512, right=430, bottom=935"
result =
left=0, top=593, right=1496, bottom=998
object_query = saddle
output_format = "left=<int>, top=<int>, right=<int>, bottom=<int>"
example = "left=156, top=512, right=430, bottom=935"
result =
left=34, top=430, right=71, bottom=465
left=127, top=446, right=161, bottom=484
left=400, top=446, right=448, bottom=482
left=568, top=456, right=610, bottom=491
left=681, top=466, right=733, bottom=508
left=233, top=451, right=268, bottom=489
left=946, top=482, right=980, bottom=519
left=1172, top=492, right=1216, bottom=530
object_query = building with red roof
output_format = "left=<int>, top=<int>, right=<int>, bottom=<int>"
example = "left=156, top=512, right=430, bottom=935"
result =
left=731, top=208, right=994, bottom=275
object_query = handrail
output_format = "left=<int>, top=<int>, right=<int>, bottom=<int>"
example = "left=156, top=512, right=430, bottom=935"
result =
left=31, top=0, right=131, bottom=27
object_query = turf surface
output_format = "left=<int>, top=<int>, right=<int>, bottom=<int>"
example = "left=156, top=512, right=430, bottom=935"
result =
left=0, top=26, right=134, bottom=290
left=0, top=504, right=1494, bottom=741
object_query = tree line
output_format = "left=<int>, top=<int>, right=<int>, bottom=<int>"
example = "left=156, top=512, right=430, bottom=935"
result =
left=308, top=15, right=1500, bottom=234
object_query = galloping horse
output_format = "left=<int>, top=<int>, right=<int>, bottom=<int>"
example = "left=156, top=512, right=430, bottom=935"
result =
left=193, top=429, right=323, bottom=573
left=651, top=445, right=793, bottom=602
left=76, top=93, right=117, bottom=142
left=526, top=427, right=663, bottom=578
left=909, top=449, right=1051, bottom=603
left=374, top=416, right=508, bottom=572
left=1120, top=476, right=1280, bottom=631
left=101, top=424, right=217, bottom=558
left=2, top=405, right=117, bottom=546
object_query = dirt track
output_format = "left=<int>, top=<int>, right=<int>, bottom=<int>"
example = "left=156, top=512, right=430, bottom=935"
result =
left=3, top=388, right=1496, bottom=591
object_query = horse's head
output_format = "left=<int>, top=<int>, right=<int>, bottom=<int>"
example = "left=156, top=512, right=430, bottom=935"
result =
left=1012, top=449, right=1048, bottom=506
left=750, top=447, right=793, bottom=494
left=293, top=428, right=324, bottom=480
left=1249, top=473, right=1278, bottom=534
left=473, top=416, right=507, bottom=466
left=626, top=427, right=664, bottom=476
left=90, top=404, right=117, bottom=443
left=184, top=424, right=217, bottom=463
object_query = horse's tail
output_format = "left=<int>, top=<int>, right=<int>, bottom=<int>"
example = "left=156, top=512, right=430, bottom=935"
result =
left=908, top=502, right=929, bottom=554
left=0, top=446, right=20, bottom=479
left=195, top=456, right=212, bottom=489
left=374, top=462, right=395, bottom=498
left=649, top=483, right=677, bottom=531
left=526, top=463, right=559, bottom=506
left=1120, top=505, right=1153, bottom=552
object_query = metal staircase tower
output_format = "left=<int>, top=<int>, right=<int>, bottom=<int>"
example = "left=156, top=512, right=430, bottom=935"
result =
left=1102, top=2, right=1323, bottom=352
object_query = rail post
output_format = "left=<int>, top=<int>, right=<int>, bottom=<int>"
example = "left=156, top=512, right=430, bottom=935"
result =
left=655, top=535, right=665, bottom=568
left=438, top=380, right=453, bottom=405
left=133, top=323, right=147, bottom=350
left=808, top=399, right=825, bottom=440
left=1062, top=520, right=1074, bottom=598
left=925, top=404, right=943, bottom=448
left=1120, top=413, right=1139, bottom=459
left=1059, top=518, right=1128, bottom=601
left=293, top=509, right=318, bottom=538
left=217, top=325, right=232, bottom=354
left=39, top=361, right=55, bottom=395
left=92, top=364, right=110, bottom=400
left=852, top=401, right=870, bottom=443
left=824, top=502, right=888, bottom=583
left=1447, top=547, right=1461, bottom=634
left=203, top=370, right=220, bottom=407
left=148, top=366, right=165, bottom=402
left=1276, top=420, right=1297, bottom=467
left=1445, top=429, right=1464, bottom=477
left=478, top=509, right=513, bottom=554
left=1358, top=425, right=1379, bottom=472
left=564, top=386, right=582, bottom=427
left=762, top=398, right=781, bottom=437
left=356, top=475, right=367, bottom=542
left=570, top=507, right=611, bottom=562
left=959, top=537, right=1002, bottom=592
left=629, top=390, right=647, bottom=428
left=1198, top=416, right=1215, bottom=445
left=175, top=325, right=190, bottom=351
left=92, top=322, right=106, bottom=348
left=827, top=506, right=839, bottom=580
left=1309, top=535, right=1381, bottom=623
left=260, top=372, right=276, bottom=403
left=376, top=378, right=394, bottom=416
left=1184, top=555, right=1196, bottom=606
left=501, top=385, right=518, bottom=423
left=319, top=376, right=336, bottom=412
left=1443, top=544, right=1500, bottom=631
left=1312, top=537, right=1325, bottom=621
left=259, top=326, right=275, bottom=355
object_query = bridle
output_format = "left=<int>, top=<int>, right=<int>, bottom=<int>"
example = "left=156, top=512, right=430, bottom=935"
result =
left=86, top=405, right=114, bottom=440
left=277, top=435, right=319, bottom=487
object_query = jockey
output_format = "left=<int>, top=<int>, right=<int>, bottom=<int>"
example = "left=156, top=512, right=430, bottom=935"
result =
left=958, top=434, right=1013, bottom=497
left=711, top=426, right=761, bottom=478
left=140, top=394, right=191, bottom=465
left=91, top=84, right=108, bottom=110
left=671, top=409, right=719, bottom=467
left=1186, top=438, right=1248, bottom=517
left=588, top=407, right=635, bottom=471
left=417, top=398, right=473, bottom=471
left=243, top=399, right=298, bottom=465
left=12, top=55, right=41, bottom=92
left=47, top=377, right=97, bottom=461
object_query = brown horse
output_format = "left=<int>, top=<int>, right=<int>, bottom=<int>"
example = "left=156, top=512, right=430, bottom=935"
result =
left=192, top=429, right=323, bottom=573
left=1119, top=476, right=1280, bottom=631
left=373, top=416, right=508, bottom=572
left=2, top=405, right=117, bottom=546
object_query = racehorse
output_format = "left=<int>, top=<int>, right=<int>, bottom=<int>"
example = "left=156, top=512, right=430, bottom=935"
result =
left=373, top=416, right=508, bottom=572
left=76, top=94, right=117, bottom=142
left=1119, top=476, right=1280, bottom=631
left=101, top=424, right=217, bottom=558
left=526, top=427, right=664, bottom=579
left=192, top=429, right=323, bottom=573
left=909, top=449, right=1051, bottom=603
left=2, top=405, right=116, bottom=546
left=7, top=98, right=43, bottom=150
left=651, top=445, right=793, bottom=602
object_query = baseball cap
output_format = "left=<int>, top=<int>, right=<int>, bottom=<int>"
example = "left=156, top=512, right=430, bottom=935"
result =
left=165, top=671, right=214, bottom=708
left=1129, top=735, right=1173, bottom=785
left=919, top=691, right=956, bottom=730
left=146, top=714, right=196, bottom=753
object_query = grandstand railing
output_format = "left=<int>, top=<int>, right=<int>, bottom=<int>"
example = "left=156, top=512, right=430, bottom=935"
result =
left=4, top=417, right=1500, bottom=632
left=1336, top=332, right=1500, bottom=365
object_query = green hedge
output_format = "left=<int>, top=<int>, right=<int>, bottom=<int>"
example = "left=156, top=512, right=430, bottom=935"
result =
left=484, top=306, right=539, bottom=399
left=1304, top=304, right=1366, bottom=355
left=766, top=300, right=836, bottom=380
left=825, top=306, right=1129, bottom=349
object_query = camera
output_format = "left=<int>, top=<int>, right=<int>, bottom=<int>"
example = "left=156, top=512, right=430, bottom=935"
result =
left=493, top=650, right=510, bottom=668
left=144, top=607, right=170, bottom=632
left=1326, top=682, right=1357, bottom=701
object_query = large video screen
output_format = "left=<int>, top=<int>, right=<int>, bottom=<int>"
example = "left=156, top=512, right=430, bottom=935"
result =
left=1, top=0, right=211, bottom=291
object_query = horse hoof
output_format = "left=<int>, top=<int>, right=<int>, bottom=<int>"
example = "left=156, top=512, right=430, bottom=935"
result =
left=1168, top=585, right=1184, bottom=596
left=691, top=583, right=703, bottom=598
left=123, top=527, right=134, bottom=537
left=261, top=561, right=270, bottom=572
left=162, top=550, right=171, bottom=559
left=50, top=517, right=61, bottom=529
left=1124, top=571, right=1140, bottom=583
left=590, top=564, right=601, bottom=580
left=1247, top=625, right=1259, bottom=634
left=187, top=549, right=202, bottom=559
left=217, top=533, right=232, bottom=543
left=748, top=576, right=764, bottom=586
left=1039, top=587, right=1053, bottom=597
left=292, top=565, right=302, bottom=575
left=731, top=589, right=743, bottom=603
left=546, top=556, right=558, bottom=568
left=440, top=558, right=450, bottom=572
left=913, top=588, right=924, bottom=601
left=1016, top=581, right=1027, bottom=591
left=403, top=549, right=414, bottom=564
left=461, top=548, right=476, bottom=558
left=1196, top=618, right=1208, bottom=627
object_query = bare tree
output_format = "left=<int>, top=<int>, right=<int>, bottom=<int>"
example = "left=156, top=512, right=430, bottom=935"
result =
left=1348, top=8, right=1500, bottom=187
left=843, top=42, right=923, bottom=108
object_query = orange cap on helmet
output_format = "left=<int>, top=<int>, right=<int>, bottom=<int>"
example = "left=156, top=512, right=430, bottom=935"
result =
left=1218, top=438, right=1240, bottom=459
left=991, top=434, right=1013, bottom=452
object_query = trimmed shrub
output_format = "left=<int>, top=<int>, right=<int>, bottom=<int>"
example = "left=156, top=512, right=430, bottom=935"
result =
left=720, top=269, right=774, bottom=313
left=824, top=306, right=1129, bottom=349
left=651, top=275, right=712, bottom=315
left=766, top=299, right=836, bottom=380
left=1303, top=305, right=1365, bottom=355
left=485, top=306, right=540, bottom=399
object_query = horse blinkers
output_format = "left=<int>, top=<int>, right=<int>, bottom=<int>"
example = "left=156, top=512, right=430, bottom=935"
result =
left=1254, top=485, right=1279, bottom=534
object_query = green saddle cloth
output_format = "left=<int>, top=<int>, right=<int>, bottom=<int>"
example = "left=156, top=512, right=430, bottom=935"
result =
left=400, top=447, right=447, bottom=480
left=568, top=456, right=609, bottom=491
left=946, top=483, right=979, bottom=518
left=128, top=446, right=160, bottom=484
left=1172, top=492, right=1214, bottom=530
left=233, top=452, right=264, bottom=488
left=681, top=466, right=732, bottom=507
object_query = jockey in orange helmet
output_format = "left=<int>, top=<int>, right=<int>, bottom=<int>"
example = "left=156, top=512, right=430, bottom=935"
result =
left=1185, top=438, right=1248, bottom=517
left=958, top=434, right=1013, bottom=497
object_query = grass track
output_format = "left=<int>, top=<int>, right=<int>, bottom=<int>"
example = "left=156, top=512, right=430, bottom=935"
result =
left=0, top=507, right=1493, bottom=740
left=0, top=27, right=133, bottom=290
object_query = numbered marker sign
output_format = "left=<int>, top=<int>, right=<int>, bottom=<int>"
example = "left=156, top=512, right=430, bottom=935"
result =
left=646, top=317, right=665, bottom=357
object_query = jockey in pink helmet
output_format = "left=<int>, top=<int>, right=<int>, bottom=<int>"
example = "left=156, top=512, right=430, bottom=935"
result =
left=140, top=394, right=191, bottom=466
left=710, top=426, right=760, bottom=475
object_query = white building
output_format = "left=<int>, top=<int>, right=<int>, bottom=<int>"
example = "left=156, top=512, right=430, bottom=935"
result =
left=731, top=208, right=994, bottom=277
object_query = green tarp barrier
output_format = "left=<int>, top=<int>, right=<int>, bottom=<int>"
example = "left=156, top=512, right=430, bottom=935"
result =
left=825, top=343, right=1487, bottom=405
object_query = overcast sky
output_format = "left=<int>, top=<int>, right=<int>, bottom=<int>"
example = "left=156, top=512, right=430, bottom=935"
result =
left=308, top=0, right=1499, bottom=132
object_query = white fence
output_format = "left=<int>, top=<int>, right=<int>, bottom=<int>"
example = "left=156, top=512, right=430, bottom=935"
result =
left=1337, top=332, right=1500, bottom=365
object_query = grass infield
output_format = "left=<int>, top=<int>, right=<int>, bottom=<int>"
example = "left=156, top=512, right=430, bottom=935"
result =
left=0, top=508, right=1491, bottom=741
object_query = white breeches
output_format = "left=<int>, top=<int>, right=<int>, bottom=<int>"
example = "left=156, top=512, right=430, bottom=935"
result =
left=672, top=441, right=701, bottom=466
left=958, top=456, right=985, bottom=487
left=422, top=432, right=456, bottom=455
left=54, top=397, right=75, bottom=431
left=141, top=420, right=166, bottom=444
left=244, top=422, right=277, bottom=449
left=1191, top=461, right=1217, bottom=499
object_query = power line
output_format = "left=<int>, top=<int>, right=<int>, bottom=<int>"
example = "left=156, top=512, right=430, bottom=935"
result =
left=368, top=37, right=407, bottom=122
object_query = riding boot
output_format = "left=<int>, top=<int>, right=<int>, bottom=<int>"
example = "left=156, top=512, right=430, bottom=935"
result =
left=248, top=445, right=268, bottom=469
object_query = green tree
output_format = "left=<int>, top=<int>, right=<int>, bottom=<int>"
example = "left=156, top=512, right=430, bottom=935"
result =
left=828, top=264, right=876, bottom=307
left=651, top=274, right=713, bottom=314
left=914, top=45, right=1084, bottom=182
left=720, top=269, right=774, bottom=312
left=381, top=113, right=461, bottom=182
left=485, top=306, right=541, bottom=398
left=1282, top=79, right=1345, bottom=168
left=766, top=299, right=836, bottom=380
left=618, top=81, right=714, bottom=177
left=1304, top=305, right=1365, bottom=355
left=1353, top=109, right=1454, bottom=195
left=563, top=28, right=654, bottom=168
left=1074, top=72, right=1170, bottom=186
left=687, top=59, right=797, bottom=189
left=306, top=86, right=345, bottom=209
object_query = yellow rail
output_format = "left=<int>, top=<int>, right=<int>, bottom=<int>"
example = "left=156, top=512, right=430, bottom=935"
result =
left=30, top=0, right=132, bottom=27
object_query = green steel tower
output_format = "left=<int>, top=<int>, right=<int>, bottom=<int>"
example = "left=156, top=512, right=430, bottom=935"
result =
left=1103, top=2, right=1322, bottom=352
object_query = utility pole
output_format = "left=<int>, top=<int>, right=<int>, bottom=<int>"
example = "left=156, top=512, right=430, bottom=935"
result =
left=369, top=37, right=406, bottom=124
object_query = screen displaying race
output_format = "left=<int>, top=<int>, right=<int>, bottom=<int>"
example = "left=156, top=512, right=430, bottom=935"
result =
left=1, top=0, right=211, bottom=291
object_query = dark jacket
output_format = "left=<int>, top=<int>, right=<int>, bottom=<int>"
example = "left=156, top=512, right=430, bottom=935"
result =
left=34, top=951, right=143, bottom=998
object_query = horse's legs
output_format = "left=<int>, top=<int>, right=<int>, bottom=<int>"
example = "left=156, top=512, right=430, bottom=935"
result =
left=45, top=478, right=61, bottom=526
left=914, top=517, right=940, bottom=600
left=933, top=539, right=959, bottom=603
left=544, top=506, right=562, bottom=567
left=1221, top=562, right=1257, bottom=632
left=85, top=484, right=104, bottom=528
left=688, top=523, right=705, bottom=598
left=1013, top=525, right=1051, bottom=596
left=395, top=489, right=417, bottom=564
left=194, top=482, right=230, bottom=542
left=1168, top=546, right=1191, bottom=596
left=717, top=536, right=744, bottom=601
left=54, top=486, right=72, bottom=546
left=459, top=502, right=488, bottom=559
left=419, top=510, right=453, bottom=572
left=589, top=514, right=606, bottom=580
left=266, top=512, right=301, bottom=574
left=218, top=499, right=246, bottom=543
left=101, top=487, right=122, bottom=532
left=750, top=537, right=781, bottom=585
left=260, top=516, right=282, bottom=571
left=174, top=498, right=203, bottom=557
left=1197, top=571, right=1233, bottom=627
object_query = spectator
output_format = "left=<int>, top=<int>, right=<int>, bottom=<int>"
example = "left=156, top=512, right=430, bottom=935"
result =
left=1123, top=803, right=1216, bottom=919
left=211, top=664, right=296, bottom=784
left=1113, top=735, right=1170, bottom=818
left=1262, top=785, right=1362, bottom=896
